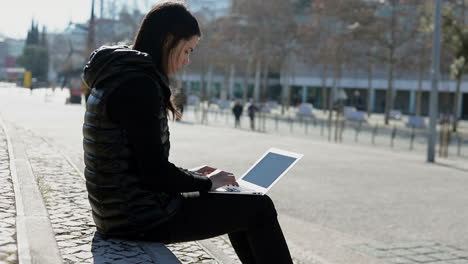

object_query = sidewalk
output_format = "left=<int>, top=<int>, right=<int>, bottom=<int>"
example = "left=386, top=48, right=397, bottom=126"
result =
left=0, top=118, right=241, bottom=264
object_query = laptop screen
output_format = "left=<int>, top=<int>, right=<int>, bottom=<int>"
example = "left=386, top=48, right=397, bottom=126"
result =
left=242, top=152, right=298, bottom=188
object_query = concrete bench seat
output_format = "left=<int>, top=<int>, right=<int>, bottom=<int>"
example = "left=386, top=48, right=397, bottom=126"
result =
left=91, top=232, right=182, bottom=264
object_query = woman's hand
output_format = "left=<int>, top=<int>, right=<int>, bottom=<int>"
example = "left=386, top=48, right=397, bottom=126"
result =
left=209, top=171, right=239, bottom=190
left=192, top=166, right=217, bottom=176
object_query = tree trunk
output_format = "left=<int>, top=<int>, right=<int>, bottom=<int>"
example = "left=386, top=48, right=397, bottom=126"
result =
left=452, top=75, right=462, bottom=132
left=200, top=70, right=207, bottom=101
left=384, top=5, right=396, bottom=125
left=366, top=63, right=373, bottom=117
left=228, top=64, right=235, bottom=100
left=328, top=64, right=340, bottom=137
left=416, top=63, right=423, bottom=116
left=254, top=60, right=261, bottom=102
left=384, top=57, right=394, bottom=125
left=261, top=60, right=269, bottom=102
left=220, top=68, right=229, bottom=101
left=205, top=64, right=213, bottom=100
left=463, top=0, right=467, bottom=25
left=243, top=58, right=252, bottom=103
left=321, top=65, right=328, bottom=113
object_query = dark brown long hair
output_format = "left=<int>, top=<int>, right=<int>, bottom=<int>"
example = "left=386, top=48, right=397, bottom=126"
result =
left=133, top=1, right=201, bottom=119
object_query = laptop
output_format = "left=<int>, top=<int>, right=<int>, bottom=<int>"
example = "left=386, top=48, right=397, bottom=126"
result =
left=191, top=148, right=303, bottom=195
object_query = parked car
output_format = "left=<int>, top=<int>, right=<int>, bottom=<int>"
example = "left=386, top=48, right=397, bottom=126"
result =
left=343, top=106, right=367, bottom=122
left=389, top=110, right=402, bottom=120
left=296, top=103, right=315, bottom=118
left=406, top=116, right=426, bottom=129
left=187, top=95, right=200, bottom=105
left=218, top=100, right=231, bottom=109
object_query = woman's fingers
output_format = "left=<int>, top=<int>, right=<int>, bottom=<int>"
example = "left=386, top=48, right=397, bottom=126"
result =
left=222, top=172, right=237, bottom=185
left=197, top=166, right=216, bottom=175
left=209, top=172, right=238, bottom=190
left=222, top=174, right=238, bottom=186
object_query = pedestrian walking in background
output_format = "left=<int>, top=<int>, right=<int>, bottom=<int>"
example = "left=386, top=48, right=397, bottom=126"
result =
left=232, top=100, right=243, bottom=128
left=173, top=87, right=187, bottom=121
left=248, top=100, right=259, bottom=130
left=82, top=2, right=293, bottom=263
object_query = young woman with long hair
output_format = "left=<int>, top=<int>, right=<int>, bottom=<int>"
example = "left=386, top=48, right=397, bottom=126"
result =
left=82, top=2, right=293, bottom=263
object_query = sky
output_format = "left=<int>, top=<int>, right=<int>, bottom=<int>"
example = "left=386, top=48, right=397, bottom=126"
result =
left=0, top=0, right=92, bottom=39
left=0, top=1, right=224, bottom=39
left=0, top=0, right=156, bottom=39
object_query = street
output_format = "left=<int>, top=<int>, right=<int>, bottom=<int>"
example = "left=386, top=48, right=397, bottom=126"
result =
left=1, top=86, right=468, bottom=264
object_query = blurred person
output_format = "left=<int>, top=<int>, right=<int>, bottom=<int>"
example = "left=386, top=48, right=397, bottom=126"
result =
left=173, top=87, right=187, bottom=121
left=82, top=2, right=293, bottom=263
left=232, top=100, right=243, bottom=128
left=248, top=100, right=259, bottom=130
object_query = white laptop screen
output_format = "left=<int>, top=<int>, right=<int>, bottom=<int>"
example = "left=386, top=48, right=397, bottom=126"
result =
left=242, top=152, right=298, bottom=188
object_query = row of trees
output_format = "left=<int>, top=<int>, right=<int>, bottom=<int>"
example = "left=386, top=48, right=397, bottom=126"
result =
left=19, top=0, right=468, bottom=130
left=185, top=0, right=468, bottom=130
left=17, top=21, right=49, bottom=82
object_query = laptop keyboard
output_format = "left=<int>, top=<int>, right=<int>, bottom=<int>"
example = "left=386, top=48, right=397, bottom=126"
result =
left=224, top=185, right=254, bottom=192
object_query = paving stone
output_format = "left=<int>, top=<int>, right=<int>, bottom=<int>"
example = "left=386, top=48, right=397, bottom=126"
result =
left=76, top=252, right=94, bottom=260
left=0, top=236, right=15, bottom=245
left=405, top=254, right=438, bottom=263
left=0, top=128, right=17, bottom=263
left=0, top=244, right=17, bottom=253
left=56, top=235, right=76, bottom=241
left=390, top=248, right=419, bottom=257
left=390, top=242, right=439, bottom=249
left=384, top=256, right=416, bottom=264
left=354, top=241, right=468, bottom=264
left=59, top=241, right=79, bottom=248
left=448, top=259, right=468, bottom=264
left=410, top=247, right=441, bottom=255
left=426, top=252, right=460, bottom=261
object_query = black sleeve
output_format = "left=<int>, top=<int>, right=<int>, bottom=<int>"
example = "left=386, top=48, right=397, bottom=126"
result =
left=107, top=76, right=212, bottom=193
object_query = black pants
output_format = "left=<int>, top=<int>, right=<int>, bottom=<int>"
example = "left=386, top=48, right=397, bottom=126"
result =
left=234, top=116, right=241, bottom=128
left=249, top=116, right=255, bottom=130
left=143, top=193, right=293, bottom=264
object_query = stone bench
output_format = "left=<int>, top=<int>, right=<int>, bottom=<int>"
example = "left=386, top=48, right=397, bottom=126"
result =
left=91, top=232, right=181, bottom=264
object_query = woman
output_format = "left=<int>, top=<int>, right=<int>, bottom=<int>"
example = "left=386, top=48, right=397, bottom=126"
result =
left=82, top=2, right=293, bottom=263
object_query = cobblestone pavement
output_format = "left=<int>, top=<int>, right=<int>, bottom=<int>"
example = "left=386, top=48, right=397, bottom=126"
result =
left=14, top=125, right=219, bottom=264
left=0, top=125, right=17, bottom=264
left=204, top=236, right=241, bottom=263
left=200, top=234, right=315, bottom=264
left=352, top=241, right=468, bottom=264
left=167, top=242, right=218, bottom=263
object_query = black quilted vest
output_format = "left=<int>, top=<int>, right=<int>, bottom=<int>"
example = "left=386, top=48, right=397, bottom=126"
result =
left=82, top=47, right=180, bottom=236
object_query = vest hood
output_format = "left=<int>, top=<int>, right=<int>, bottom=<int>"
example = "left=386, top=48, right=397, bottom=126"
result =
left=83, top=45, right=169, bottom=89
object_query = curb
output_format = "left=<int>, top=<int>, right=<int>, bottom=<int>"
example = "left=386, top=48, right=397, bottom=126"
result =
left=0, top=116, right=62, bottom=264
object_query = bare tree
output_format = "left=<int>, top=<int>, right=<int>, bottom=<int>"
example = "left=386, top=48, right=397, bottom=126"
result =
left=230, top=0, right=298, bottom=107
left=407, top=1, right=433, bottom=117
left=337, top=0, right=380, bottom=116
left=359, top=0, right=420, bottom=125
